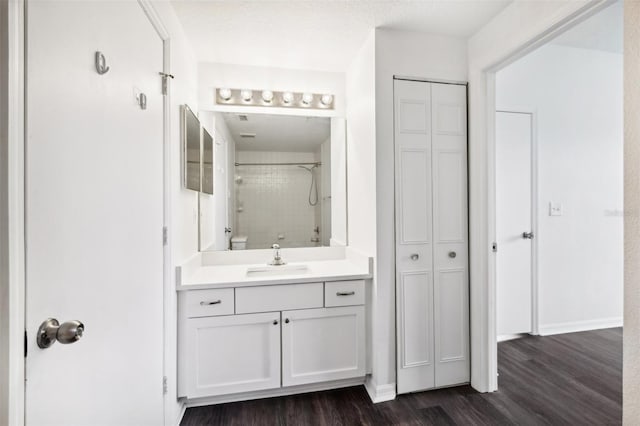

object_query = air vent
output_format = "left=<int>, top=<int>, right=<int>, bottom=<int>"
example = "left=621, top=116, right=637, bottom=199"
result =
left=238, top=115, right=249, bottom=121
left=239, top=133, right=256, bottom=139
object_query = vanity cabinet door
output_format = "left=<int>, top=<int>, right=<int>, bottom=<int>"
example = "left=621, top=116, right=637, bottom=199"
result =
left=281, top=306, right=365, bottom=387
left=185, top=312, right=281, bottom=398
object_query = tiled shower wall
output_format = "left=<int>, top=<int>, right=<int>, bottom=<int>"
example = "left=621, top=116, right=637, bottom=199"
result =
left=234, top=151, right=323, bottom=249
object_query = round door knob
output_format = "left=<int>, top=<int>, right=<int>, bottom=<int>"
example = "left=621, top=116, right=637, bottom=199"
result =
left=448, top=251, right=457, bottom=258
left=285, top=318, right=290, bottom=324
left=37, top=318, right=85, bottom=349
left=410, top=254, right=419, bottom=261
left=273, top=320, right=279, bottom=325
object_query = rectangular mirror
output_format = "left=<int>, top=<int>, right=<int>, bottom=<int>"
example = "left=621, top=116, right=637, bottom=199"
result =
left=198, top=112, right=347, bottom=251
left=182, top=105, right=201, bottom=192
left=201, top=127, right=213, bottom=194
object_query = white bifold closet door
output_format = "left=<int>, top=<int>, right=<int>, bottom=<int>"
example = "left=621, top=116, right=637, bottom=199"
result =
left=394, top=79, right=469, bottom=394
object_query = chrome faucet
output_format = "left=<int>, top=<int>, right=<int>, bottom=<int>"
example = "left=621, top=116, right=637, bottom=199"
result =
left=270, top=244, right=286, bottom=266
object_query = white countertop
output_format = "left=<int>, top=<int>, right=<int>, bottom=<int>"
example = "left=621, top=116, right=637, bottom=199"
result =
left=177, top=248, right=372, bottom=290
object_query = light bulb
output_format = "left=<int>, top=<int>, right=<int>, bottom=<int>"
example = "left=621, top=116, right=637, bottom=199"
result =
left=282, top=92, right=294, bottom=104
left=320, top=94, right=333, bottom=106
left=218, top=88, right=232, bottom=101
left=301, top=93, right=313, bottom=106
left=240, top=89, right=253, bottom=102
left=261, top=90, right=274, bottom=103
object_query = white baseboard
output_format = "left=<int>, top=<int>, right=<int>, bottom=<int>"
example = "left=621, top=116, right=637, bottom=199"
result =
left=364, top=376, right=396, bottom=403
left=175, top=402, right=186, bottom=426
left=183, top=377, right=365, bottom=408
left=538, top=317, right=623, bottom=336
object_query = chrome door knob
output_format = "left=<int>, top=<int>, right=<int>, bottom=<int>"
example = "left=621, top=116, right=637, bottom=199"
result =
left=37, top=318, right=85, bottom=349
left=522, top=232, right=534, bottom=239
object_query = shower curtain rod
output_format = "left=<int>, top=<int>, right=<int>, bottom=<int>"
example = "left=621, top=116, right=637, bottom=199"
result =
left=234, top=162, right=322, bottom=166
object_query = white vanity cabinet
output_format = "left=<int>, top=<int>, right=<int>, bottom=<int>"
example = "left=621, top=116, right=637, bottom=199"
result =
left=178, top=279, right=367, bottom=402
left=184, top=312, right=281, bottom=398
left=282, top=306, right=365, bottom=387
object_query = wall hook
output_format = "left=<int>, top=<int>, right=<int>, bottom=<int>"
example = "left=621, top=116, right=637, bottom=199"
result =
left=95, top=51, right=110, bottom=75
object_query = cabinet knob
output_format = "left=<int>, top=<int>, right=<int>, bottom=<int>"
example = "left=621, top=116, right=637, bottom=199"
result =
left=273, top=320, right=278, bottom=325
left=410, top=254, right=419, bottom=261
left=448, top=251, right=457, bottom=259
left=285, top=318, right=290, bottom=324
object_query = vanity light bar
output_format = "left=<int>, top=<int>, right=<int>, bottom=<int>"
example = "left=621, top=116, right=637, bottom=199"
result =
left=215, top=88, right=335, bottom=110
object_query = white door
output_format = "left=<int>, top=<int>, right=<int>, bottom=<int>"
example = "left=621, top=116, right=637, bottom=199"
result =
left=281, top=307, right=365, bottom=387
left=184, top=312, right=281, bottom=398
left=431, top=83, right=469, bottom=388
left=395, top=79, right=469, bottom=394
left=25, top=2, right=164, bottom=425
left=496, top=111, right=534, bottom=336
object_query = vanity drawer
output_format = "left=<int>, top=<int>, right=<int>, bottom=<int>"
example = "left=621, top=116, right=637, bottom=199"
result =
left=325, top=280, right=365, bottom=307
left=185, top=288, right=235, bottom=318
left=236, top=283, right=323, bottom=314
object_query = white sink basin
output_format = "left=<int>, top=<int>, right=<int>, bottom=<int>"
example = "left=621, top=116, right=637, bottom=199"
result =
left=246, top=264, right=309, bottom=277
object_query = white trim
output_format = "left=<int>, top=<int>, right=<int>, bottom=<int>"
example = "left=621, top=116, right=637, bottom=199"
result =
left=136, top=2, right=174, bottom=426
left=364, top=376, right=396, bottom=403
left=539, top=318, right=623, bottom=336
left=494, top=109, right=539, bottom=336
left=184, top=377, right=366, bottom=408
left=138, top=0, right=169, bottom=40
left=2, top=0, right=25, bottom=424
left=175, top=402, right=186, bottom=426
left=472, top=0, right=614, bottom=394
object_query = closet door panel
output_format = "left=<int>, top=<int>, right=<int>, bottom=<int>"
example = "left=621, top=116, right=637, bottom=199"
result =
left=395, top=79, right=435, bottom=392
left=431, top=83, right=470, bottom=388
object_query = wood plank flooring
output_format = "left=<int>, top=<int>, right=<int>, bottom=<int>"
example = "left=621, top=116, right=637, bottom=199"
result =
left=181, top=328, right=622, bottom=425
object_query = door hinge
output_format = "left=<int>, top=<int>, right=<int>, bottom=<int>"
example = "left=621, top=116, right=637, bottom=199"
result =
left=492, top=242, right=498, bottom=253
left=24, top=330, right=27, bottom=358
left=159, top=72, right=174, bottom=96
left=163, top=226, right=168, bottom=246
left=162, top=376, right=168, bottom=395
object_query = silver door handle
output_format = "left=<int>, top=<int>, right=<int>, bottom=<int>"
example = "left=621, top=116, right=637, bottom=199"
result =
left=410, top=254, right=419, bottom=261
left=336, top=291, right=355, bottom=296
left=200, top=300, right=222, bottom=306
left=37, top=318, right=84, bottom=349
left=522, top=232, right=534, bottom=239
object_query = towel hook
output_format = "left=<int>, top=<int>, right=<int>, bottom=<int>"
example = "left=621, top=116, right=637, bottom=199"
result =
left=95, top=51, right=110, bottom=75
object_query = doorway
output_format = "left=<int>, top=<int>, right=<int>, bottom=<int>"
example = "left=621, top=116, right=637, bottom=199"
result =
left=492, top=0, right=623, bottom=388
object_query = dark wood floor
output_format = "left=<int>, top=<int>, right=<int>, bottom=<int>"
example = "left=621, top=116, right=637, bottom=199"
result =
left=181, top=328, right=622, bottom=425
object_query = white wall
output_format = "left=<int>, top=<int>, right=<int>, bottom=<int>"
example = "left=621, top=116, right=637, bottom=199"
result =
left=497, top=44, right=623, bottom=333
left=150, top=2, right=200, bottom=424
left=624, top=1, right=640, bottom=422
left=467, top=0, right=600, bottom=393
left=198, top=62, right=345, bottom=117
left=372, top=28, right=467, bottom=391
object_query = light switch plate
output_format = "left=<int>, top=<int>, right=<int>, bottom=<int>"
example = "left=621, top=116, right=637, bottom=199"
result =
left=549, top=202, right=563, bottom=216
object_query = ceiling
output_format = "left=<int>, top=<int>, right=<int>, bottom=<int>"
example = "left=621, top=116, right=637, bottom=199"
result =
left=223, top=112, right=330, bottom=152
left=550, top=1, right=622, bottom=54
left=170, top=0, right=511, bottom=72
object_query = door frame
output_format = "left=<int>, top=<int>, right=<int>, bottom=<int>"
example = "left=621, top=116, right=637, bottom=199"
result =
left=474, top=0, right=615, bottom=392
left=135, top=2, right=177, bottom=425
left=495, top=109, right=539, bottom=337
left=1, top=0, right=25, bottom=424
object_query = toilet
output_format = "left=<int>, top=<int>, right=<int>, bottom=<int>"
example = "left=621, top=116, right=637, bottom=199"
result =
left=231, top=235, right=248, bottom=250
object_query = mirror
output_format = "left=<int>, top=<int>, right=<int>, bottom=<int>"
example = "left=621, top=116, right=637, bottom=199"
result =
left=182, top=105, right=201, bottom=191
left=197, top=112, right=347, bottom=251
left=201, top=128, right=213, bottom=194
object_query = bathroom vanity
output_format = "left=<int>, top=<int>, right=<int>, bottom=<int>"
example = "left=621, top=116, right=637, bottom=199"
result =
left=176, top=247, right=372, bottom=406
